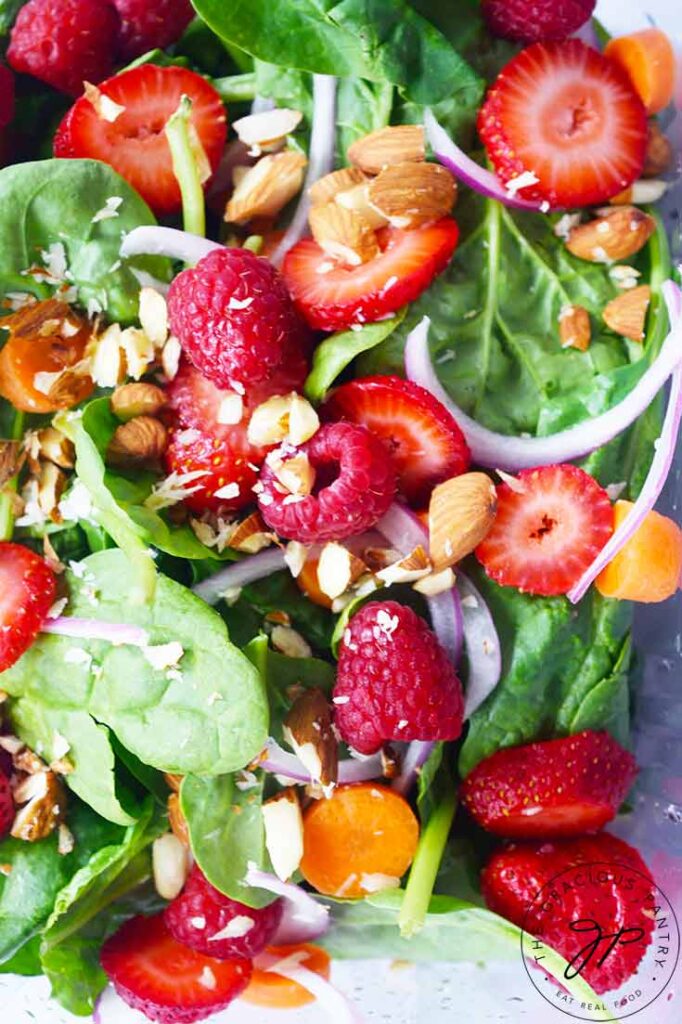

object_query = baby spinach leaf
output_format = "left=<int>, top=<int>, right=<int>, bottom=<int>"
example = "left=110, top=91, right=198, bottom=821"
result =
left=0, top=0, right=25, bottom=34
left=40, top=799, right=166, bottom=1016
left=304, top=311, right=406, bottom=403
left=245, top=634, right=335, bottom=741
left=226, top=570, right=334, bottom=653
left=192, top=0, right=482, bottom=107
left=0, top=801, right=123, bottom=965
left=181, top=772, right=275, bottom=909
left=2, top=550, right=269, bottom=791
left=0, top=159, right=169, bottom=322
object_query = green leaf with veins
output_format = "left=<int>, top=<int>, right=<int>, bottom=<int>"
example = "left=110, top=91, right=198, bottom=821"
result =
left=245, top=634, right=335, bottom=741
left=2, top=550, right=269, bottom=806
left=0, top=160, right=169, bottom=322
left=304, top=310, right=406, bottom=403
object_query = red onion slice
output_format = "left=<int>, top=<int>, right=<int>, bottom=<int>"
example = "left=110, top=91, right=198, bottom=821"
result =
left=41, top=617, right=150, bottom=647
left=271, top=74, right=337, bottom=267
left=255, top=950, right=361, bottom=1023
left=244, top=863, right=330, bottom=944
left=192, top=548, right=287, bottom=605
left=120, top=225, right=222, bottom=265
left=392, top=740, right=436, bottom=796
left=377, top=503, right=463, bottom=665
left=425, top=109, right=547, bottom=212
left=260, top=737, right=383, bottom=785
left=568, top=281, right=682, bottom=603
left=457, top=572, right=502, bottom=717
left=405, top=313, right=682, bottom=472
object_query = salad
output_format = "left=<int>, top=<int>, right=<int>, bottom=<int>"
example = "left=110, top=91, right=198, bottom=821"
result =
left=0, top=0, right=679, bottom=1021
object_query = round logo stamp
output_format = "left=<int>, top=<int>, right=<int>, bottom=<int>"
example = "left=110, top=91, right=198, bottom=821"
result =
left=519, top=859, right=680, bottom=1020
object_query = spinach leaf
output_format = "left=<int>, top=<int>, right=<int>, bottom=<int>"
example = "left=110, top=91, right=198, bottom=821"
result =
left=0, top=801, right=123, bottom=964
left=225, top=570, right=334, bottom=653
left=40, top=799, right=166, bottom=1016
left=0, top=160, right=169, bottom=322
left=191, top=0, right=482, bottom=107
left=304, top=311, right=406, bottom=403
left=458, top=568, right=632, bottom=776
left=245, top=634, right=335, bottom=741
left=2, top=550, right=269, bottom=792
left=0, top=0, right=25, bottom=34
left=181, top=772, right=274, bottom=909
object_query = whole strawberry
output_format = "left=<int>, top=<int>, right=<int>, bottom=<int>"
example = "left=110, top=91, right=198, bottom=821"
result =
left=333, top=600, right=464, bottom=754
left=482, top=0, right=596, bottom=42
left=461, top=730, right=638, bottom=838
left=7, top=0, right=120, bottom=96
left=111, top=0, right=195, bottom=61
left=164, top=864, right=283, bottom=960
left=167, top=248, right=309, bottom=390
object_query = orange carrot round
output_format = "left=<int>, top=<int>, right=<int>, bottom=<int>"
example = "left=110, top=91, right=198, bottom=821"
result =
left=596, top=500, right=682, bottom=602
left=241, top=943, right=331, bottom=1009
left=295, top=556, right=334, bottom=609
left=300, top=783, right=419, bottom=898
left=605, top=29, right=676, bottom=115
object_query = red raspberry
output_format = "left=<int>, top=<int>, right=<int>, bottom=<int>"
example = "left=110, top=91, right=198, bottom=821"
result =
left=0, top=767, right=14, bottom=839
left=167, top=248, right=309, bottom=390
left=7, top=0, right=120, bottom=96
left=482, top=0, right=596, bottom=42
left=164, top=864, right=283, bottom=961
left=111, top=0, right=194, bottom=61
left=333, top=600, right=464, bottom=755
left=163, top=426, right=258, bottom=515
left=257, top=422, right=396, bottom=544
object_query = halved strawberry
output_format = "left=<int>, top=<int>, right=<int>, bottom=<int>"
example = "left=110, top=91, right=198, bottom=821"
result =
left=53, top=65, right=227, bottom=215
left=164, top=426, right=258, bottom=515
left=0, top=543, right=56, bottom=672
left=478, top=39, right=647, bottom=208
left=461, top=730, right=637, bottom=838
left=322, top=375, right=470, bottom=506
left=100, top=913, right=252, bottom=1024
left=282, top=219, right=459, bottom=331
left=475, top=464, right=613, bottom=596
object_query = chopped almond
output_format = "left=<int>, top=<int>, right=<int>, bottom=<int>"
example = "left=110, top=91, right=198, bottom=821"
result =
left=558, top=304, right=591, bottom=351
left=225, top=151, right=307, bottom=224
left=602, top=285, right=652, bottom=341
left=347, top=125, right=425, bottom=175
left=368, top=161, right=457, bottom=228
left=309, top=167, right=366, bottom=206
left=309, top=202, right=379, bottom=267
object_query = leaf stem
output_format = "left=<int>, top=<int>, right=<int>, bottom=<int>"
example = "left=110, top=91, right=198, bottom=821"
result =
left=213, top=73, right=257, bottom=103
left=398, top=784, right=457, bottom=939
left=165, top=95, right=206, bottom=239
left=0, top=410, right=25, bottom=541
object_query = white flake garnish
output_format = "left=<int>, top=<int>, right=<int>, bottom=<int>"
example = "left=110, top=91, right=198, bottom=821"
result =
left=52, top=732, right=70, bottom=759
left=505, top=171, right=539, bottom=197
left=92, top=196, right=123, bottom=224
left=142, top=642, right=184, bottom=671
left=198, top=967, right=217, bottom=990
left=214, top=481, right=240, bottom=500
left=59, top=480, right=94, bottom=522
left=145, top=469, right=209, bottom=511
left=209, top=916, right=255, bottom=941
left=228, top=296, right=254, bottom=310
left=64, top=648, right=93, bottom=669
left=376, top=608, right=399, bottom=639
left=47, top=598, right=68, bottom=619
left=216, top=392, right=244, bottom=425
left=332, top=695, right=350, bottom=705
left=606, top=481, right=627, bottom=501
left=190, top=916, right=207, bottom=930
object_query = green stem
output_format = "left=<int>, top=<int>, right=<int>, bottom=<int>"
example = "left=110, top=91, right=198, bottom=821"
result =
left=165, top=95, right=206, bottom=238
left=213, top=73, right=257, bottom=103
left=398, top=786, right=457, bottom=939
left=0, top=410, right=25, bottom=541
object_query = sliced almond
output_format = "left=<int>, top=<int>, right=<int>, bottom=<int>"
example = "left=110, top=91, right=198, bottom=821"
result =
left=262, top=788, right=304, bottom=880
left=225, top=151, right=307, bottom=224
left=120, top=326, right=155, bottom=380
left=138, top=287, right=169, bottom=347
left=35, top=427, right=74, bottom=469
left=107, top=416, right=168, bottom=467
left=609, top=179, right=668, bottom=206
left=429, top=473, right=497, bottom=570
left=233, top=108, right=303, bottom=154
left=89, top=323, right=124, bottom=388
left=368, top=162, right=457, bottom=228
left=152, top=833, right=189, bottom=900
left=11, top=771, right=66, bottom=842
left=228, top=512, right=274, bottom=554
left=247, top=393, right=319, bottom=448
left=317, top=542, right=366, bottom=599
left=271, top=452, right=316, bottom=496
left=566, top=207, right=656, bottom=263
left=83, top=81, right=125, bottom=122
left=558, top=304, right=591, bottom=351
left=376, top=545, right=432, bottom=585
left=361, top=546, right=402, bottom=572
left=0, top=440, right=23, bottom=487
left=284, top=540, right=309, bottom=579
left=288, top=394, right=320, bottom=446
left=271, top=624, right=312, bottom=659
left=309, top=167, right=367, bottom=206
left=643, top=120, right=673, bottom=177
left=335, top=182, right=390, bottom=229
left=347, top=125, right=425, bottom=175
left=111, top=382, right=167, bottom=421
left=413, top=566, right=456, bottom=596
left=168, top=793, right=190, bottom=847
left=380, top=745, right=400, bottom=780
left=283, top=688, right=338, bottom=788
left=602, top=284, right=652, bottom=342
left=37, top=462, right=66, bottom=521
left=309, top=202, right=379, bottom=267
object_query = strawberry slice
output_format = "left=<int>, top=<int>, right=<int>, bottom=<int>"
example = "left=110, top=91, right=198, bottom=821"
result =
left=164, top=426, right=259, bottom=515
left=478, top=39, right=647, bottom=208
left=461, top=730, right=637, bottom=838
left=0, top=543, right=56, bottom=672
left=323, top=375, right=470, bottom=506
left=475, top=464, right=613, bottom=596
left=100, top=913, right=252, bottom=1024
left=53, top=65, right=227, bottom=215
left=282, top=219, right=459, bottom=332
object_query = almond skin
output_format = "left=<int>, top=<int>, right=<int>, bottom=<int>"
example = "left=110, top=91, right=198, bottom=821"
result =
left=602, top=285, right=652, bottom=342
left=347, top=125, right=425, bottom=175
left=309, top=201, right=379, bottom=266
left=368, top=161, right=457, bottom=228
left=283, top=687, right=338, bottom=788
left=429, top=472, right=497, bottom=570
left=107, top=416, right=168, bottom=466
left=566, top=207, right=656, bottom=263
left=225, top=150, right=307, bottom=224
left=309, top=166, right=367, bottom=206
left=558, top=304, right=591, bottom=351
left=111, top=382, right=167, bottom=421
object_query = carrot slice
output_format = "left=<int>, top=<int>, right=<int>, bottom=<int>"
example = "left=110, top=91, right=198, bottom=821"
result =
left=596, top=500, right=682, bottom=603
left=300, top=783, right=419, bottom=898
left=295, top=556, right=334, bottom=609
left=605, top=29, right=676, bottom=115
left=242, top=943, right=331, bottom=1009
